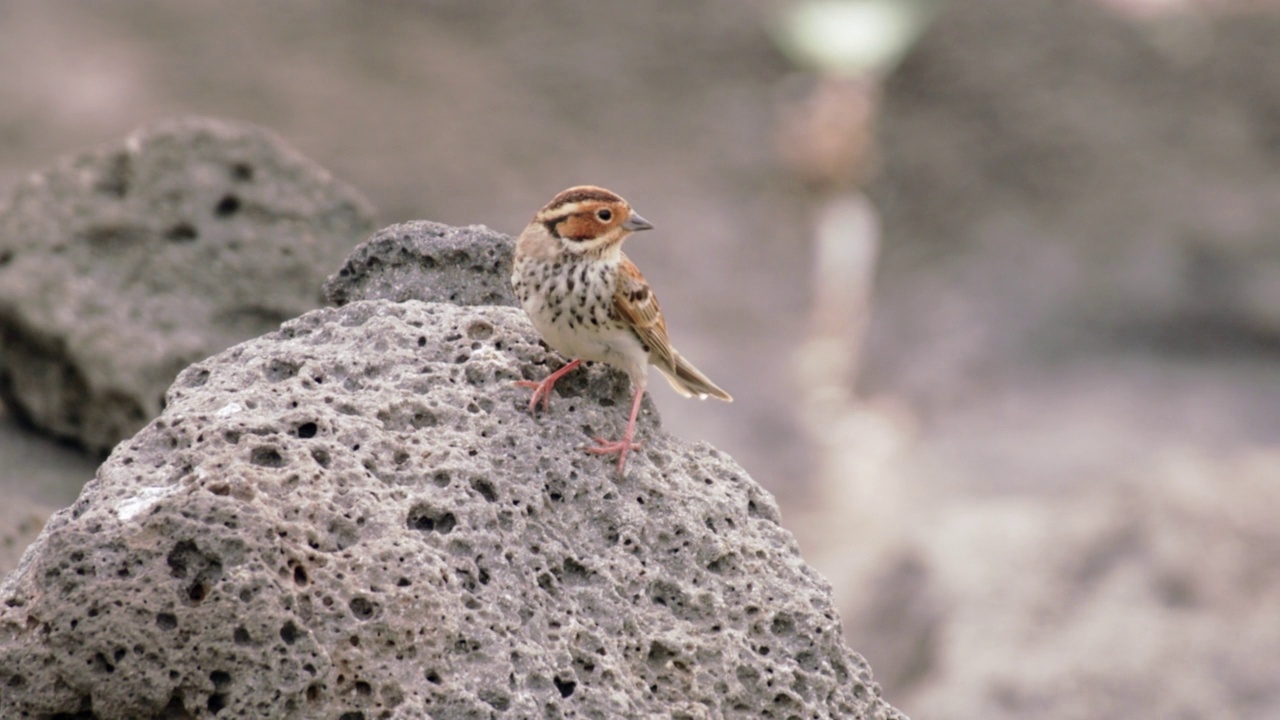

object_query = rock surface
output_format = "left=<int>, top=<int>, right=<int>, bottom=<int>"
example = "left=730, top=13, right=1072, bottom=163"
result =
left=0, top=299, right=904, bottom=720
left=0, top=117, right=376, bottom=454
left=324, top=220, right=516, bottom=308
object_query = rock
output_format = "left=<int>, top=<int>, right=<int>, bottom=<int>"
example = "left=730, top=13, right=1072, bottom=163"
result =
left=904, top=449, right=1280, bottom=720
left=0, top=496, right=53, bottom=578
left=324, top=220, right=516, bottom=308
left=0, top=300, right=905, bottom=720
left=0, top=116, right=376, bottom=454
left=864, top=0, right=1280, bottom=398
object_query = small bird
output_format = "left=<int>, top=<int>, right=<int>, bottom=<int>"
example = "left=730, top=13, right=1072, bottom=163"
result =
left=511, top=185, right=732, bottom=474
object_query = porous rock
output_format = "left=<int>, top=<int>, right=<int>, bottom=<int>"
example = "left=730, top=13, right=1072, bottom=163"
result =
left=324, top=220, right=516, bottom=308
left=0, top=116, right=376, bottom=454
left=0, top=300, right=904, bottom=720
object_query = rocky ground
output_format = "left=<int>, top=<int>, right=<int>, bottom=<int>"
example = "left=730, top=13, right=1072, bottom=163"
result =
left=2, top=1, right=1279, bottom=719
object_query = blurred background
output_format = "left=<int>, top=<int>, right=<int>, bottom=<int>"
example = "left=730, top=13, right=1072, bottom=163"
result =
left=2, top=1, right=1279, bottom=718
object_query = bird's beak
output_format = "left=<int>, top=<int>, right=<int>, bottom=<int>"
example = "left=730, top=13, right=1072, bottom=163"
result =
left=622, top=213, right=653, bottom=232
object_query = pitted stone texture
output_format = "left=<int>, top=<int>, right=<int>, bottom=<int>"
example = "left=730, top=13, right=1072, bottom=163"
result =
left=324, top=220, right=516, bottom=308
left=0, top=300, right=903, bottom=720
left=0, top=116, right=376, bottom=454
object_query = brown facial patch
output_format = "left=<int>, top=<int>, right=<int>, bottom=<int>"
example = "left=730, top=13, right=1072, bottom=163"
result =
left=556, top=212, right=608, bottom=241
left=543, top=198, right=631, bottom=242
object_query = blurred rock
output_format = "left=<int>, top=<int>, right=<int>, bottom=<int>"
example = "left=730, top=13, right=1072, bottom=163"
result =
left=0, top=299, right=904, bottom=719
left=324, top=220, right=515, bottom=308
left=0, top=403, right=103, bottom=512
left=905, top=449, right=1280, bottom=720
left=865, top=0, right=1280, bottom=399
left=0, top=116, right=375, bottom=455
left=0, top=495, right=52, bottom=577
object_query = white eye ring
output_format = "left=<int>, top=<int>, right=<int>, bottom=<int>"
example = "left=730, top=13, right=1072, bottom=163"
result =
left=596, top=209, right=613, bottom=222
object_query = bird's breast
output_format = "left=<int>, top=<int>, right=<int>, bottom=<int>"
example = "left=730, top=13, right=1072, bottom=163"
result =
left=511, top=255, right=648, bottom=377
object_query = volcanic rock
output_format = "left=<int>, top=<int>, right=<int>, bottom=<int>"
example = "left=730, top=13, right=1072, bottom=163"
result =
left=324, top=220, right=516, bottom=308
left=0, top=299, right=904, bottom=719
left=0, top=117, right=375, bottom=454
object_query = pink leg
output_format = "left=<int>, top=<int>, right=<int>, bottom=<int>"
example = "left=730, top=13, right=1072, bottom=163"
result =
left=587, top=385, right=645, bottom=474
left=516, top=359, right=582, bottom=414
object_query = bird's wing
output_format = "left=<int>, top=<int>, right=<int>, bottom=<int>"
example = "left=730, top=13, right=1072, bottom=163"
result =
left=614, top=255, right=733, bottom=401
left=613, top=256, right=676, bottom=369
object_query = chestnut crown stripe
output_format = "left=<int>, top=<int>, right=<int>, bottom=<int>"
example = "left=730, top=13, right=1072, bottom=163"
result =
left=548, top=186, right=623, bottom=208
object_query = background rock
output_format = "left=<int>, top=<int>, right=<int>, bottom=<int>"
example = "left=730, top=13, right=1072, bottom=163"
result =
left=817, top=2, right=1280, bottom=718
left=324, top=220, right=515, bottom=308
left=0, top=299, right=904, bottom=720
left=905, top=449, right=1280, bottom=720
left=0, top=496, right=52, bottom=578
left=0, top=116, right=375, bottom=454
left=864, top=0, right=1280, bottom=401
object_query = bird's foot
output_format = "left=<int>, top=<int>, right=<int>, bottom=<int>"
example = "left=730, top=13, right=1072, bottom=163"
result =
left=517, top=359, right=582, bottom=414
left=587, top=436, right=643, bottom=475
left=515, top=378, right=555, bottom=414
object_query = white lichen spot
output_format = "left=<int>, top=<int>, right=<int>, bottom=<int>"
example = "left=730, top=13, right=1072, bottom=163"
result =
left=116, top=485, right=177, bottom=522
left=216, top=402, right=244, bottom=418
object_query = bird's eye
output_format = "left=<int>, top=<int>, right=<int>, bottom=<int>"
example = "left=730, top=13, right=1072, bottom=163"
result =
left=596, top=209, right=613, bottom=222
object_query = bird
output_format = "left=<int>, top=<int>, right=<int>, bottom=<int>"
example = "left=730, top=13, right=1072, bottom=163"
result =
left=510, top=185, right=732, bottom=474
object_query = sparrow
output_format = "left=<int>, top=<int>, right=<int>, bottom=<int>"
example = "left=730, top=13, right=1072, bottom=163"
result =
left=510, top=185, right=732, bottom=474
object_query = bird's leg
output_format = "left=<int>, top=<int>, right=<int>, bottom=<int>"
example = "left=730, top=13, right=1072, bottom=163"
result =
left=588, top=384, right=645, bottom=474
left=516, top=359, right=582, bottom=414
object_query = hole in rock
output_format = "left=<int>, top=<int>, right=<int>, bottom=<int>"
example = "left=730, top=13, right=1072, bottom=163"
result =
left=280, top=621, right=301, bottom=645
left=554, top=676, right=577, bottom=698
left=265, top=360, right=299, bottom=382
left=470, top=478, right=497, bottom=502
left=349, top=596, right=375, bottom=620
left=311, top=448, right=330, bottom=468
left=250, top=447, right=285, bottom=467
left=214, top=194, right=241, bottom=217
left=166, top=223, right=198, bottom=242
left=408, top=504, right=456, bottom=534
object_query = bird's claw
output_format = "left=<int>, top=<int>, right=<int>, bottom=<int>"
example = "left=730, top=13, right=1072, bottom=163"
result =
left=587, top=437, right=643, bottom=474
left=515, top=379, right=553, bottom=413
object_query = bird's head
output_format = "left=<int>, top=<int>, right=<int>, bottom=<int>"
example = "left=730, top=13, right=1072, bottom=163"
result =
left=532, top=185, right=653, bottom=255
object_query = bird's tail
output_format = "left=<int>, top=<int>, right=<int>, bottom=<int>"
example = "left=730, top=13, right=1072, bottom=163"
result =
left=655, top=351, right=732, bottom=402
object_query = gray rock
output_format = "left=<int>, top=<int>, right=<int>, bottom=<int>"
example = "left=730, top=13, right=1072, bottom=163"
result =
left=865, top=0, right=1280, bottom=399
left=0, top=116, right=376, bottom=454
left=0, top=300, right=903, bottom=720
left=324, top=219, right=517, bottom=308
left=0, top=495, right=52, bottom=578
